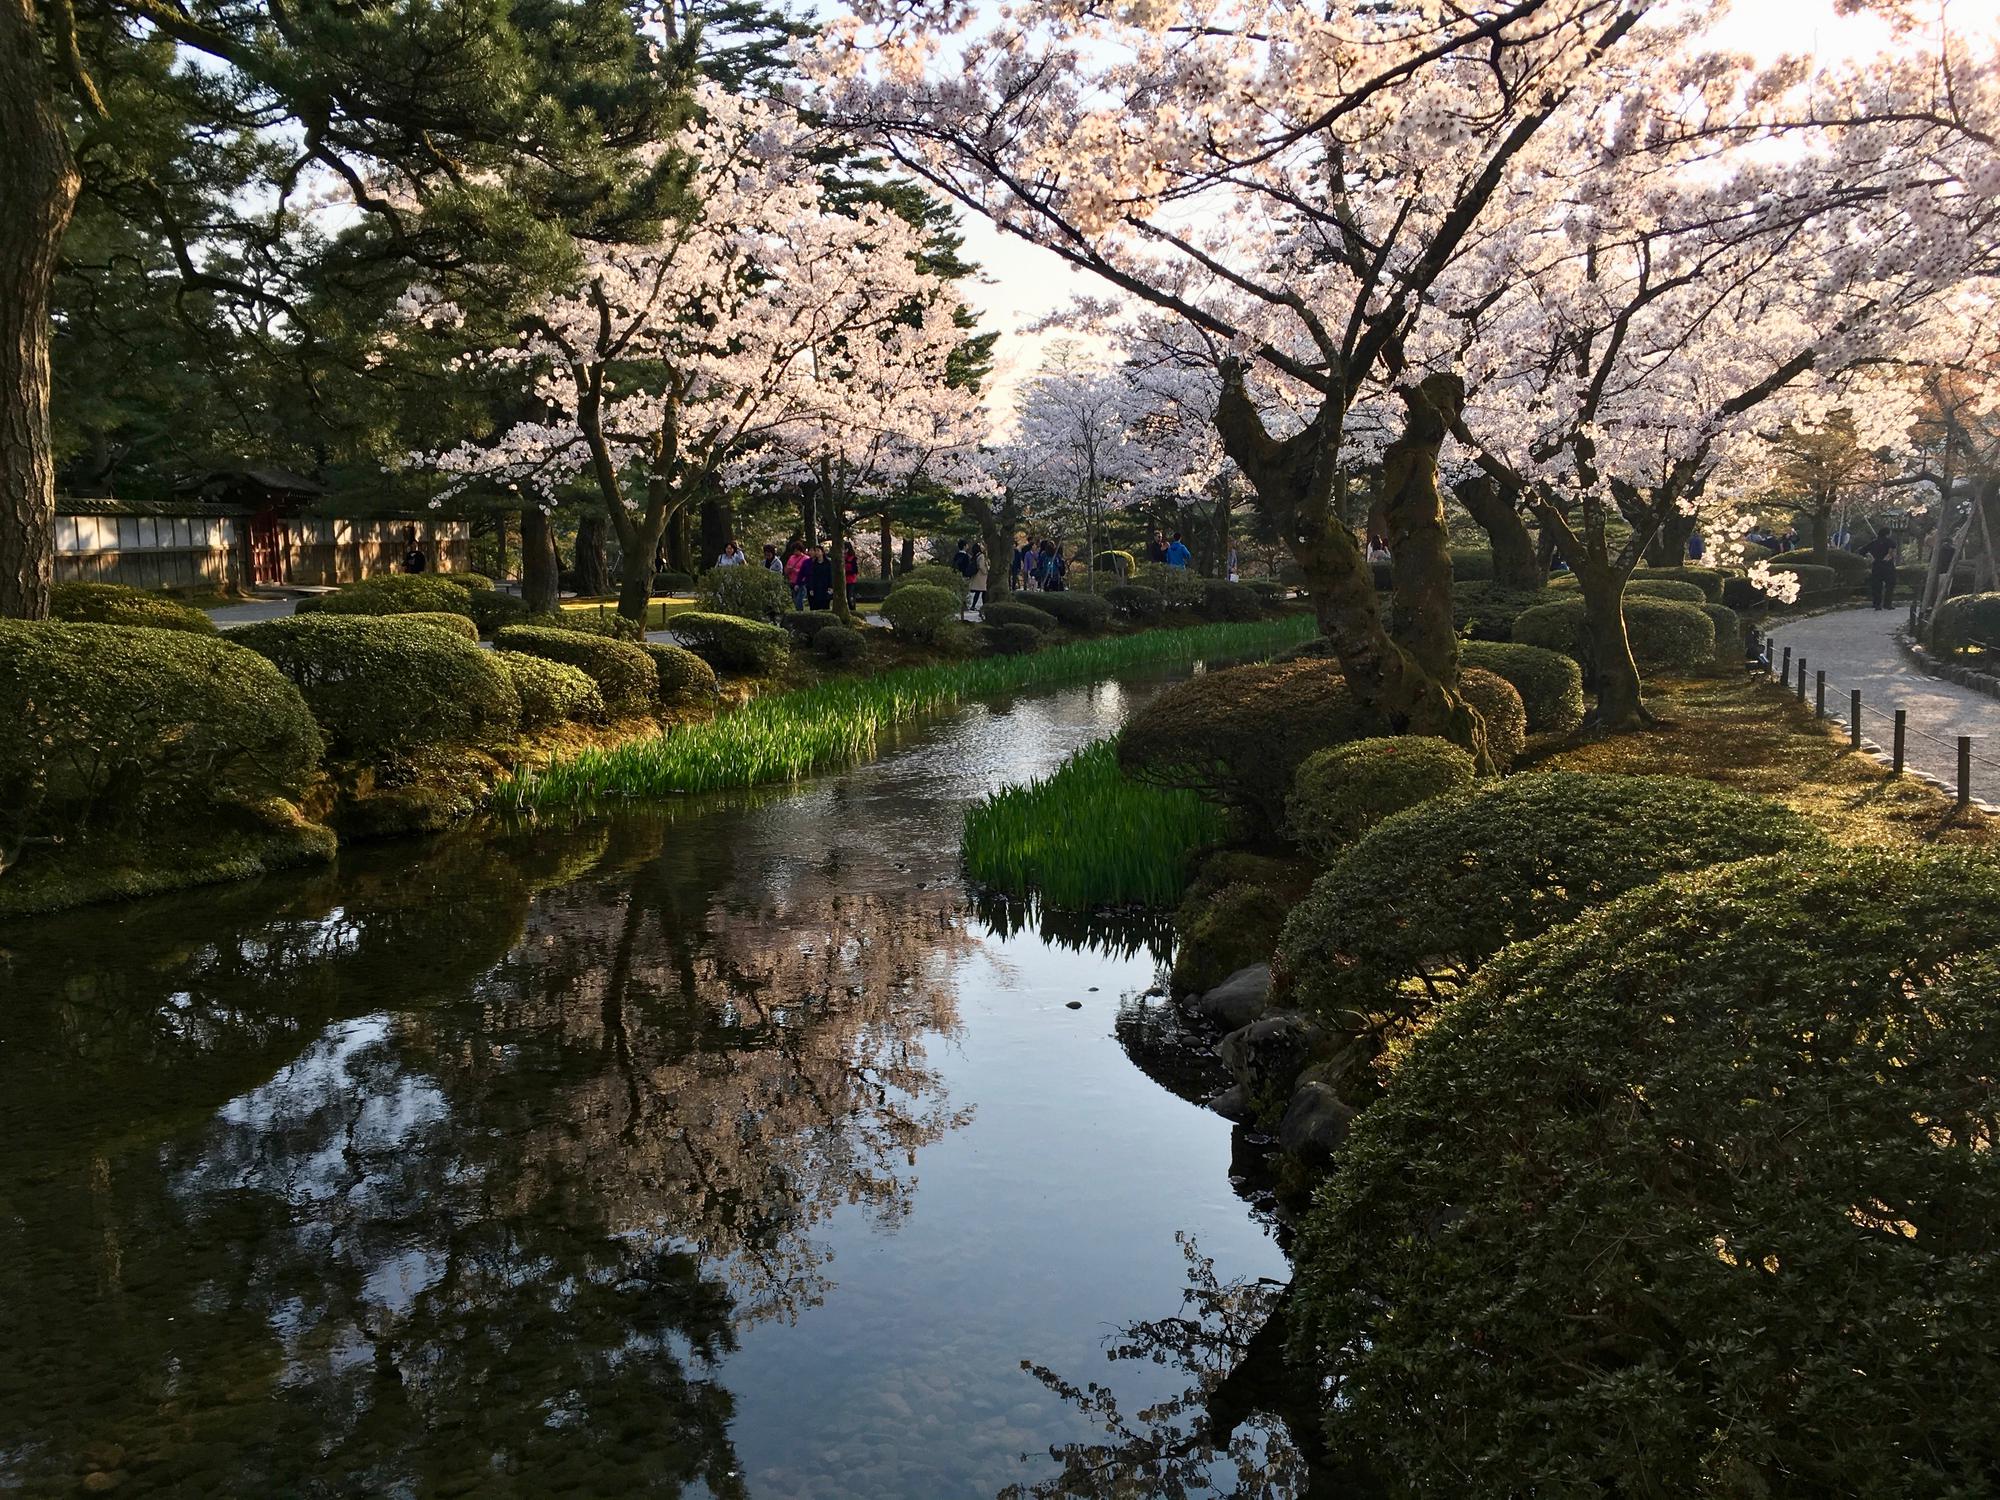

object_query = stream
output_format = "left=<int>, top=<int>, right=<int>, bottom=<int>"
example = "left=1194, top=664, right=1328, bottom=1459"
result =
left=0, top=664, right=1297, bottom=1498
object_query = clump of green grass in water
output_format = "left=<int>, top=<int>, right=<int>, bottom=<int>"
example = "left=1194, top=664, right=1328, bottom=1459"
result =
left=964, top=738, right=1228, bottom=909
left=496, top=614, right=1315, bottom=809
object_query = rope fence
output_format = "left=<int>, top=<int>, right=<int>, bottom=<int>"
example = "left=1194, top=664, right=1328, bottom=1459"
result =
left=1752, top=628, right=2000, bottom=809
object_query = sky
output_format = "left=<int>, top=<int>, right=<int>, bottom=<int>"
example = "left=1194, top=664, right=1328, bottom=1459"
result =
left=948, top=0, right=1998, bottom=419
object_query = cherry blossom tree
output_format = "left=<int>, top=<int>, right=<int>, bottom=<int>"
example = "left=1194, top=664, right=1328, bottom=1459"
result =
left=412, top=84, right=984, bottom=621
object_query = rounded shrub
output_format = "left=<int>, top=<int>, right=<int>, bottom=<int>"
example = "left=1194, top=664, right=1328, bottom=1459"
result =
left=438, top=571, right=494, bottom=593
left=1245, top=579, right=1288, bottom=610
left=495, top=653, right=605, bottom=728
left=848, top=576, right=893, bottom=604
left=1452, top=582, right=1552, bottom=643
left=49, top=581, right=216, bottom=634
left=389, top=611, right=479, bottom=642
left=1930, top=591, right=2000, bottom=654
left=493, top=624, right=658, bottom=714
left=1631, top=565, right=1725, bottom=601
left=1459, top=640, right=1585, bottom=735
left=462, top=589, right=529, bottom=636
left=1287, top=736, right=1477, bottom=860
left=642, top=641, right=718, bottom=703
left=891, top=562, right=969, bottom=604
left=1622, top=578, right=1708, bottom=604
left=697, top=564, right=793, bottom=622
left=1103, top=584, right=1165, bottom=624
left=1015, top=590, right=1113, bottom=632
left=653, top=570, right=695, bottom=593
left=1701, top=602, right=1745, bottom=666
left=1275, top=772, right=1814, bottom=1086
left=1769, top=545, right=1872, bottom=585
left=1133, top=562, right=1208, bottom=611
left=1512, top=596, right=1714, bottom=673
left=1096, top=548, right=1138, bottom=578
left=665, top=611, right=790, bottom=675
left=544, top=608, right=644, bottom=642
left=1293, top=849, right=2000, bottom=1497
left=778, top=611, right=850, bottom=645
left=982, top=600, right=1057, bottom=633
left=309, top=573, right=475, bottom=617
left=812, top=624, right=868, bottom=664
left=984, top=621, right=1043, bottom=656
left=1765, top=561, right=1839, bottom=596
left=879, top=583, right=963, bottom=643
left=1448, top=546, right=1494, bottom=581
left=0, top=622, right=321, bottom=841
left=1120, top=658, right=1382, bottom=829
left=233, top=615, right=521, bottom=758
left=1201, top=579, right=1264, bottom=621
left=1457, top=665, right=1527, bottom=767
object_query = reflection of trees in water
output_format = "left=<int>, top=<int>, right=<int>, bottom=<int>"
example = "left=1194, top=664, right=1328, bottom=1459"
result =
left=0, top=808, right=975, bottom=1495
left=1002, top=1237, right=1319, bottom=1500
left=972, top=890, right=1174, bottom=966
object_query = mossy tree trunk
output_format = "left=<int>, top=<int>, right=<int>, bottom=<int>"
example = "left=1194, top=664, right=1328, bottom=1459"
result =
left=520, top=505, right=558, bottom=615
left=1453, top=474, right=1543, bottom=589
left=0, top=0, right=78, bottom=620
left=1216, top=367, right=1489, bottom=764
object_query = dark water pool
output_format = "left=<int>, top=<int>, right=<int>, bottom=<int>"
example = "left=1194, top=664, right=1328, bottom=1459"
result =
left=0, top=669, right=1295, bottom=1498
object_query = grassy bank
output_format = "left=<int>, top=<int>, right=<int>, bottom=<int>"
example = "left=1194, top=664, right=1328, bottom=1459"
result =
left=963, top=738, right=1228, bottom=909
left=495, top=614, right=1317, bottom=810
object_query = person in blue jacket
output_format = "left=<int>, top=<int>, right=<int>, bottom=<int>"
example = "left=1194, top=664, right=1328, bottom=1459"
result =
left=1165, top=533, right=1192, bottom=568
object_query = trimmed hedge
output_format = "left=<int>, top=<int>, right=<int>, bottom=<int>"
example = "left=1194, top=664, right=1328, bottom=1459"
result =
left=439, top=570, right=494, bottom=592
left=389, top=611, right=480, bottom=642
left=982, top=600, right=1058, bottom=633
left=1622, top=578, right=1708, bottom=604
left=697, top=564, right=793, bottom=622
left=1103, top=584, right=1165, bottom=624
left=653, top=570, right=695, bottom=593
left=1246, top=579, right=1288, bottom=609
left=304, top=573, right=475, bottom=617
left=848, top=577, right=893, bottom=603
left=984, top=622, right=1044, bottom=656
left=778, top=611, right=851, bottom=644
left=234, top=614, right=521, bottom=757
left=1121, top=658, right=1381, bottom=829
left=1287, top=735, right=1477, bottom=860
left=1460, top=640, right=1585, bottom=735
left=544, top=608, right=644, bottom=642
left=1133, top=562, right=1208, bottom=610
left=642, top=641, right=719, bottom=703
left=891, top=562, right=969, bottom=604
left=665, top=611, right=790, bottom=675
left=1294, top=849, right=2000, bottom=1496
left=1015, top=590, right=1114, bottom=632
left=1202, top=579, right=1264, bottom=621
left=813, top=624, right=868, bottom=663
left=1512, top=595, right=1715, bottom=673
left=1275, top=772, right=1814, bottom=1090
left=0, top=622, right=321, bottom=841
left=1930, top=592, right=2000, bottom=653
left=494, top=624, right=658, bottom=713
left=49, top=581, right=216, bottom=634
left=463, top=589, right=530, bottom=636
left=1701, top=602, right=1746, bottom=666
left=1452, top=582, right=1552, bottom=643
left=1631, top=565, right=1726, bottom=601
left=1765, top=561, right=1839, bottom=596
left=495, top=652, right=605, bottom=727
left=1460, top=665, right=1527, bottom=766
left=880, top=583, right=964, bottom=643
left=1768, top=546, right=1872, bottom=585
left=1448, top=546, right=1494, bottom=581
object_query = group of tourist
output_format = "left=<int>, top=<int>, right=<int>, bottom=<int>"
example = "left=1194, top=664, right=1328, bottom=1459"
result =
left=692, top=536, right=864, bottom=610
left=1143, top=532, right=1194, bottom=569
left=1011, top=539, right=1077, bottom=593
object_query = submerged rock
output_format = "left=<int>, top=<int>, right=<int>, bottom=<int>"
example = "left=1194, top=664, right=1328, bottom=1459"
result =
left=1188, top=963, right=1271, bottom=1029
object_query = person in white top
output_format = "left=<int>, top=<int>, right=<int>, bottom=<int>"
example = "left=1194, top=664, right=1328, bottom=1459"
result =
left=716, top=540, right=747, bottom=567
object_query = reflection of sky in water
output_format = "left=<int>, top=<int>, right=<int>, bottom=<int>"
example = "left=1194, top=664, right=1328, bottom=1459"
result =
left=0, top=659, right=1286, bottom=1499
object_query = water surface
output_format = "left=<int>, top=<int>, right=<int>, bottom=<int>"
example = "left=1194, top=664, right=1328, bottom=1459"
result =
left=0, top=669, right=1288, bottom=1498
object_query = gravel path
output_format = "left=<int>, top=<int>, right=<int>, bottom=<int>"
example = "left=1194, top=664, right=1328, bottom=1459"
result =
left=1761, top=605, right=2000, bottom=803
left=207, top=592, right=310, bottom=628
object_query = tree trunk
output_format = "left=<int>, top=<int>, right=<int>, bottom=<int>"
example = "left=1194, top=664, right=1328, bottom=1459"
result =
left=1215, top=368, right=1488, bottom=763
left=879, top=513, right=893, bottom=578
left=1808, top=504, right=1831, bottom=562
left=1642, top=511, right=1695, bottom=568
left=965, top=496, right=1010, bottom=600
left=899, top=535, right=913, bottom=574
left=616, top=508, right=670, bottom=623
left=520, top=506, right=558, bottom=615
left=666, top=505, right=692, bottom=574
left=1454, top=474, right=1543, bottom=588
left=1575, top=562, right=1649, bottom=729
left=0, top=6, right=79, bottom=620
left=574, top=513, right=612, bottom=595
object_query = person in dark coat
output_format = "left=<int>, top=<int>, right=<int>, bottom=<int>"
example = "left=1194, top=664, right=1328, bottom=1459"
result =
left=1858, top=530, right=1899, bottom=610
left=806, top=545, right=835, bottom=610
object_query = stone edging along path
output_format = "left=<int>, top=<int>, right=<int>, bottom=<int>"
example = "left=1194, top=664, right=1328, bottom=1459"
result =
left=1898, top=627, right=2000, bottom=702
